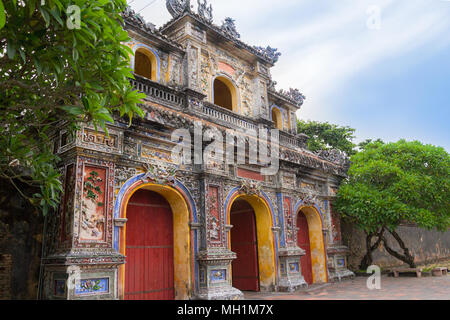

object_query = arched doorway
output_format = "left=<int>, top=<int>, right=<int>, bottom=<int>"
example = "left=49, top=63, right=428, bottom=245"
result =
left=297, top=211, right=313, bottom=284
left=230, top=200, right=260, bottom=291
left=226, top=192, right=277, bottom=292
left=118, top=181, right=193, bottom=300
left=125, top=189, right=174, bottom=300
left=296, top=206, right=328, bottom=284
left=134, top=48, right=157, bottom=80
left=213, top=76, right=238, bottom=112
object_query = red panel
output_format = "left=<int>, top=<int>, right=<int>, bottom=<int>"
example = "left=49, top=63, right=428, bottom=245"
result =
left=230, top=201, right=259, bottom=292
left=237, top=168, right=264, bottom=182
left=297, top=212, right=313, bottom=284
left=125, top=190, right=174, bottom=300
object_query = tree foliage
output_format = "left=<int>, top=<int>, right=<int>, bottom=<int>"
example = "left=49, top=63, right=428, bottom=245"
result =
left=0, top=0, right=145, bottom=215
left=297, top=120, right=356, bottom=156
left=335, top=140, right=450, bottom=267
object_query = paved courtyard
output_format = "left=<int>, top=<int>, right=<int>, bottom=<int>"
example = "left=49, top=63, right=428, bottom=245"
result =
left=244, top=275, right=450, bottom=300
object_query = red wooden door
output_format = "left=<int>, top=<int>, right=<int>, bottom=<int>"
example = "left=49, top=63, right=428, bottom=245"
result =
left=297, top=212, right=313, bottom=284
left=230, top=201, right=259, bottom=292
left=125, top=190, right=175, bottom=300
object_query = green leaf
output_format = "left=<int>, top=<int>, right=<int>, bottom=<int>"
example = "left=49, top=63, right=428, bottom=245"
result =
left=49, top=7, right=64, bottom=27
left=0, top=0, right=5, bottom=30
left=7, top=41, right=16, bottom=59
left=73, top=48, right=79, bottom=61
left=39, top=7, right=50, bottom=28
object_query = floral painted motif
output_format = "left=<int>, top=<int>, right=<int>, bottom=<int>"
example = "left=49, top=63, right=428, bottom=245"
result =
left=80, top=167, right=107, bottom=242
left=75, top=278, right=109, bottom=295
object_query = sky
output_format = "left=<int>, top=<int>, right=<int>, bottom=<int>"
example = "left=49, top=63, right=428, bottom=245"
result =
left=128, top=0, right=450, bottom=151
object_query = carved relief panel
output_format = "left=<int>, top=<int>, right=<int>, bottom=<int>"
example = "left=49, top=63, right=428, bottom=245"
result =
left=206, top=185, right=225, bottom=248
left=73, top=157, right=115, bottom=249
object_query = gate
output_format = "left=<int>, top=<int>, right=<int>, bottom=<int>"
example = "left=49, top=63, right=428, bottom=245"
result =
left=230, top=200, right=260, bottom=292
left=125, top=189, right=175, bottom=300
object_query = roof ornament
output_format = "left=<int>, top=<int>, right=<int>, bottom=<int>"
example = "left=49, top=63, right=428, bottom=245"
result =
left=221, top=17, right=240, bottom=39
left=166, top=0, right=191, bottom=18
left=122, top=6, right=156, bottom=32
left=281, top=88, right=306, bottom=106
left=197, top=0, right=213, bottom=23
left=253, top=46, right=282, bottom=63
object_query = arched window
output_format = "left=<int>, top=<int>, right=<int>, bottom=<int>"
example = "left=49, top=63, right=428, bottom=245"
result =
left=213, top=76, right=237, bottom=112
left=271, top=107, right=283, bottom=130
left=134, top=48, right=157, bottom=81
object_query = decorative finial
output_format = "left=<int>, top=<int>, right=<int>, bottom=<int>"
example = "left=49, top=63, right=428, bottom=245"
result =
left=166, top=0, right=191, bottom=18
left=221, top=17, right=240, bottom=39
left=253, top=46, right=282, bottom=63
left=197, top=0, right=213, bottom=23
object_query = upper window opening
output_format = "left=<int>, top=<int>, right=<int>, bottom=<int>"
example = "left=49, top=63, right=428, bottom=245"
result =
left=134, top=48, right=157, bottom=81
left=213, top=77, right=237, bottom=112
left=272, top=108, right=283, bottom=130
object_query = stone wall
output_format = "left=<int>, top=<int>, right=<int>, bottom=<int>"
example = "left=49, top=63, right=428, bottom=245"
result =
left=342, top=221, right=450, bottom=271
left=0, top=179, right=44, bottom=300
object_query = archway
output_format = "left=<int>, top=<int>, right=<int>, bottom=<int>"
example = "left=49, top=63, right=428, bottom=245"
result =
left=271, top=107, right=283, bottom=130
left=230, top=200, right=260, bottom=291
left=125, top=189, right=174, bottom=300
left=226, top=193, right=277, bottom=291
left=296, top=206, right=328, bottom=284
left=134, top=48, right=158, bottom=81
left=118, top=182, right=192, bottom=300
left=213, top=76, right=238, bottom=112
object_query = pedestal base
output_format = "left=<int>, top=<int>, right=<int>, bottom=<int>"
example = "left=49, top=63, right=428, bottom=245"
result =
left=195, top=286, right=244, bottom=300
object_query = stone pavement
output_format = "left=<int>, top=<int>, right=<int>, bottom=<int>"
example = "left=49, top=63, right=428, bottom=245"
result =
left=244, top=275, right=450, bottom=300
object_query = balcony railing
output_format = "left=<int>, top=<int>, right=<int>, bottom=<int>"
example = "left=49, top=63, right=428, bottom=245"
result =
left=130, top=74, right=184, bottom=108
left=200, top=102, right=258, bottom=131
left=280, top=131, right=308, bottom=150
left=130, top=75, right=308, bottom=150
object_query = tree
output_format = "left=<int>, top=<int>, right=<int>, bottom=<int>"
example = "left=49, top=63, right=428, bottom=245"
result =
left=297, top=120, right=357, bottom=156
left=335, top=140, right=450, bottom=269
left=358, top=138, right=384, bottom=151
left=0, top=0, right=145, bottom=215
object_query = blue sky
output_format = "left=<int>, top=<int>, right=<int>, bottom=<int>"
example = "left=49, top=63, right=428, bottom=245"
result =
left=129, top=0, right=450, bottom=151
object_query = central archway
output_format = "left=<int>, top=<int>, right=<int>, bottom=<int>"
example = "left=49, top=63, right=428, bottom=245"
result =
left=117, top=181, right=193, bottom=300
left=125, top=189, right=175, bottom=300
left=230, top=200, right=260, bottom=291
left=226, top=192, right=277, bottom=292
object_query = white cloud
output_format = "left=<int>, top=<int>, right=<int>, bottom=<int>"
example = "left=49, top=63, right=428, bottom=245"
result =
left=130, top=0, right=450, bottom=145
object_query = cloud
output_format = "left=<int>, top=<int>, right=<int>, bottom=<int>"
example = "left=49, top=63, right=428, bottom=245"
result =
left=130, top=0, right=450, bottom=147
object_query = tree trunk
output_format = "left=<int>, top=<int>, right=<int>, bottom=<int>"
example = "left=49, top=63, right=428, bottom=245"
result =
left=382, top=229, right=416, bottom=268
left=359, top=228, right=385, bottom=271
left=359, top=233, right=374, bottom=271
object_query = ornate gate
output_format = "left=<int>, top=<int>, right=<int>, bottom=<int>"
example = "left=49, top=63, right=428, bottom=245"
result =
left=297, top=211, right=313, bottom=285
left=230, top=200, right=260, bottom=292
left=125, top=189, right=175, bottom=300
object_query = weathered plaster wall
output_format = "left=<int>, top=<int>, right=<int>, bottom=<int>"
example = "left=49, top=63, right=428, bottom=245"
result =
left=0, top=179, right=44, bottom=299
left=342, top=221, right=450, bottom=270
